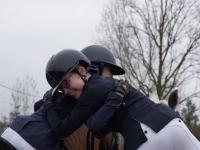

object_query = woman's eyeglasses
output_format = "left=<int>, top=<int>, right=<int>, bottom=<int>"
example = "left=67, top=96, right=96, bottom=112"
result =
left=57, top=79, right=70, bottom=94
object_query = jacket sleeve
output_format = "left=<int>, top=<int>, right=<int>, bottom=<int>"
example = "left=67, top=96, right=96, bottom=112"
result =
left=86, top=92, right=123, bottom=133
left=34, top=99, right=44, bottom=112
left=46, top=81, right=113, bottom=138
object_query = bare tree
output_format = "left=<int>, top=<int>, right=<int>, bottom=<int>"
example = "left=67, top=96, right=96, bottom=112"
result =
left=96, top=0, right=200, bottom=100
left=0, top=116, right=8, bottom=134
left=182, top=100, right=200, bottom=140
left=0, top=75, right=39, bottom=132
left=9, top=75, right=39, bottom=123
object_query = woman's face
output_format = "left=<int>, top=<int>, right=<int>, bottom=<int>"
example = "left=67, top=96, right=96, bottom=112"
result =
left=58, top=66, right=86, bottom=99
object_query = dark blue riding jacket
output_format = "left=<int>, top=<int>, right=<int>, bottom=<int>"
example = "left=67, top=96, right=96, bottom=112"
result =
left=46, top=75, right=116, bottom=138
left=87, top=86, right=181, bottom=150
left=8, top=96, right=76, bottom=150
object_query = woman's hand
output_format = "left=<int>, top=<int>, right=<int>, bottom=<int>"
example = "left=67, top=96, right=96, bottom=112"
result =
left=114, top=79, right=131, bottom=98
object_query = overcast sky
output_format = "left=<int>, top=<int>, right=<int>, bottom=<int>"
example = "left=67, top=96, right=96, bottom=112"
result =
left=0, top=0, right=111, bottom=116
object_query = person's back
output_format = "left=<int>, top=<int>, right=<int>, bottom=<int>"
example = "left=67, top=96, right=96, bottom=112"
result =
left=9, top=108, right=60, bottom=150
left=111, top=86, right=180, bottom=149
left=86, top=83, right=180, bottom=149
left=1, top=95, right=76, bottom=150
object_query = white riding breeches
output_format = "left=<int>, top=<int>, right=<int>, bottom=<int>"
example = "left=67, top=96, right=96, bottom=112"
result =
left=138, top=118, right=200, bottom=150
left=1, top=127, right=35, bottom=150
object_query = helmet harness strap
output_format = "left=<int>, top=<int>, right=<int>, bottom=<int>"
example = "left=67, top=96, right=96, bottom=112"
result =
left=99, top=62, right=105, bottom=76
left=73, top=68, right=90, bottom=83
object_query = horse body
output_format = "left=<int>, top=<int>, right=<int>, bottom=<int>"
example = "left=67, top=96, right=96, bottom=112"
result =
left=64, top=125, right=119, bottom=150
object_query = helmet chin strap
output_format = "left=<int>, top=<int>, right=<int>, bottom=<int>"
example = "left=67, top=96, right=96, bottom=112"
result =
left=74, top=68, right=91, bottom=83
left=98, top=62, right=105, bottom=76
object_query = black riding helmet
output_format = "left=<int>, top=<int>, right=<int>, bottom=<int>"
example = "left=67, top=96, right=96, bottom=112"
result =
left=46, top=49, right=90, bottom=95
left=81, top=45, right=125, bottom=75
